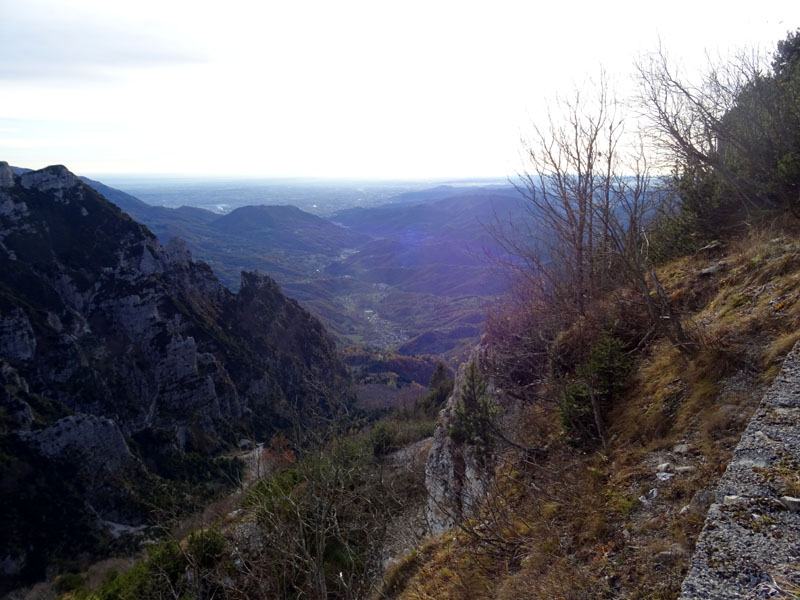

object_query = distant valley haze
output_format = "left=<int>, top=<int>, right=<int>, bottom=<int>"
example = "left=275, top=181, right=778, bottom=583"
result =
left=69, top=171, right=524, bottom=358
left=90, top=175, right=511, bottom=216
left=2, top=0, right=798, bottom=358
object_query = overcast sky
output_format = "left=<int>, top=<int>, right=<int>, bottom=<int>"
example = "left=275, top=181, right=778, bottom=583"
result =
left=1, top=0, right=798, bottom=179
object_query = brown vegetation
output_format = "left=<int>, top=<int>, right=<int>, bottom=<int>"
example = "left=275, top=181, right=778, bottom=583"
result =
left=386, top=30, right=800, bottom=600
left=388, top=222, right=800, bottom=600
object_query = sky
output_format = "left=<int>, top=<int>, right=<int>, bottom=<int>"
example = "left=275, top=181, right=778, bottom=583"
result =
left=1, top=0, right=799, bottom=179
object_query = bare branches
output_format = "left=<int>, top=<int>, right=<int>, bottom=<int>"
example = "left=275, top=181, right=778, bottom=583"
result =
left=634, top=44, right=778, bottom=211
left=512, top=73, right=630, bottom=317
left=486, top=68, right=699, bottom=431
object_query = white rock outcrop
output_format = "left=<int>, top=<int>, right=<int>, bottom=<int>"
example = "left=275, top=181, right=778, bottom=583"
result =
left=20, top=164, right=79, bottom=192
left=0, top=161, right=14, bottom=188
left=18, top=413, right=137, bottom=474
left=425, top=352, right=491, bottom=535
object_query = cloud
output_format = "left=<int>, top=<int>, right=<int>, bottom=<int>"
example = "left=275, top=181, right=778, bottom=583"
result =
left=0, top=2, right=205, bottom=83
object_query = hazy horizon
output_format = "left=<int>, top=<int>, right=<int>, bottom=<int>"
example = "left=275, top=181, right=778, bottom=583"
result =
left=86, top=173, right=512, bottom=186
left=3, top=0, right=798, bottom=179
left=83, top=171, right=513, bottom=216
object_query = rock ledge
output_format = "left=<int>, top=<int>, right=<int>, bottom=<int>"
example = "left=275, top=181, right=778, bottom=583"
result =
left=680, top=342, right=800, bottom=599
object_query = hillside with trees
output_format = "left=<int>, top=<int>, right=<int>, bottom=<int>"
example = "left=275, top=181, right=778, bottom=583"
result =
left=383, top=28, right=800, bottom=599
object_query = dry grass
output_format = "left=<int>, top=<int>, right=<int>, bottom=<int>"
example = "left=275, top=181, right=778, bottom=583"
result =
left=388, top=224, right=800, bottom=600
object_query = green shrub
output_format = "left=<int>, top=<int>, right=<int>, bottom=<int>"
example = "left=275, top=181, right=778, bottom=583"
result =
left=53, top=572, right=85, bottom=594
left=648, top=207, right=704, bottom=265
left=240, top=438, right=401, bottom=599
left=559, top=381, right=595, bottom=446
left=415, top=362, right=454, bottom=418
left=98, top=540, right=186, bottom=600
left=450, top=360, right=497, bottom=462
left=370, top=421, right=399, bottom=456
left=584, top=334, right=632, bottom=399
left=186, top=528, right=226, bottom=569
left=559, top=334, right=632, bottom=447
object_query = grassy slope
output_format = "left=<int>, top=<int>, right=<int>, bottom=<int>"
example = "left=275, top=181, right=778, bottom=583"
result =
left=386, top=225, right=800, bottom=600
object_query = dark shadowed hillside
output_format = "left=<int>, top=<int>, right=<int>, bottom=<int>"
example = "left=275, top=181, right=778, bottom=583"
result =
left=209, top=204, right=370, bottom=253
left=0, top=163, right=349, bottom=591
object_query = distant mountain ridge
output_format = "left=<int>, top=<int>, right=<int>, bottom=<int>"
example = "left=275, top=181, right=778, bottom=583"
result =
left=210, top=203, right=371, bottom=255
left=79, top=175, right=522, bottom=357
left=332, top=187, right=522, bottom=243
left=81, top=175, right=368, bottom=286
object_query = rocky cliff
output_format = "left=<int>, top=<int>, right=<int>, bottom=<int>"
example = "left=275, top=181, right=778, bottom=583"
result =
left=425, top=355, right=490, bottom=534
left=0, top=162, right=349, bottom=589
left=424, top=348, right=522, bottom=535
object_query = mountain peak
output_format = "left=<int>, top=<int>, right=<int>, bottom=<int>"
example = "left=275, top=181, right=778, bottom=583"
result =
left=19, top=164, right=79, bottom=192
left=0, top=161, right=14, bottom=188
left=240, top=269, right=281, bottom=293
left=0, top=166, right=350, bottom=588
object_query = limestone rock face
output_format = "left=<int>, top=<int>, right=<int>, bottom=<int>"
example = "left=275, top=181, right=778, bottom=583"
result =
left=424, top=351, right=491, bottom=535
left=0, top=308, right=36, bottom=360
left=19, top=164, right=79, bottom=193
left=0, top=161, right=14, bottom=188
left=0, top=163, right=349, bottom=590
left=680, top=342, right=800, bottom=599
left=18, top=414, right=136, bottom=474
left=423, top=348, right=526, bottom=535
left=0, top=361, right=34, bottom=431
left=0, top=163, right=347, bottom=442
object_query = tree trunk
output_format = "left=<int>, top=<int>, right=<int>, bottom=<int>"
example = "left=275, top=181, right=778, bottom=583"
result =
left=648, top=269, right=697, bottom=355
left=588, top=384, right=608, bottom=449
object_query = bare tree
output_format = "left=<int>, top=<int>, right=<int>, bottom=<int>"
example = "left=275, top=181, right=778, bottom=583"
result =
left=512, top=72, right=624, bottom=316
left=488, top=71, right=698, bottom=389
left=225, top=383, right=409, bottom=600
left=602, top=141, right=698, bottom=354
left=634, top=43, right=776, bottom=212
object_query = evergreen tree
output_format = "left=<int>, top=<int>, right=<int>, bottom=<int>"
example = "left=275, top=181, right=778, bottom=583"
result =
left=451, top=360, right=496, bottom=463
left=415, top=361, right=453, bottom=418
